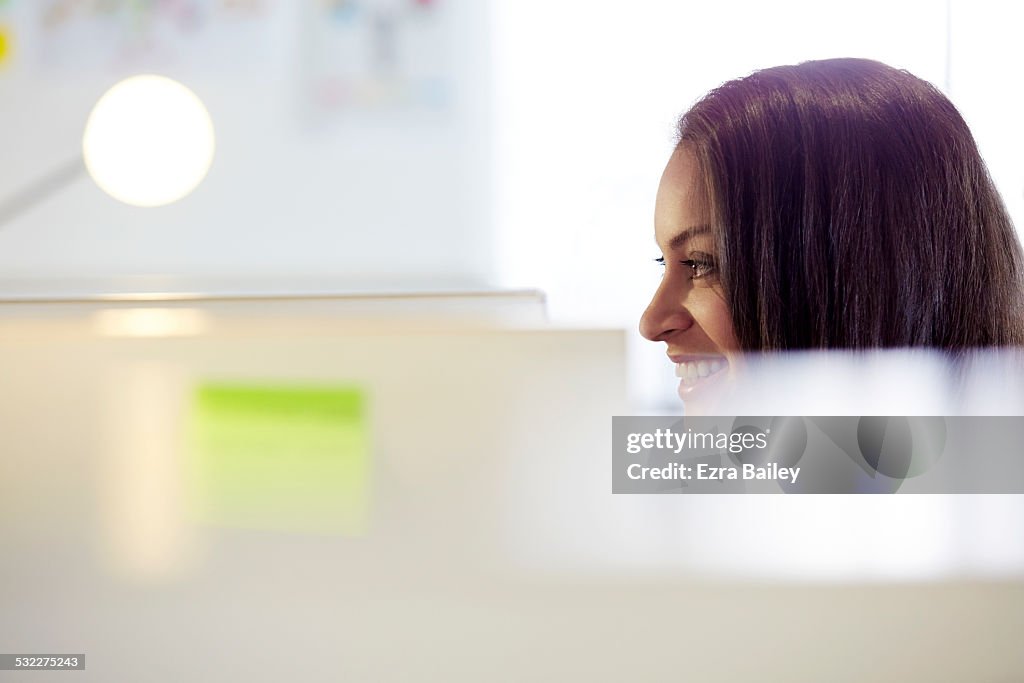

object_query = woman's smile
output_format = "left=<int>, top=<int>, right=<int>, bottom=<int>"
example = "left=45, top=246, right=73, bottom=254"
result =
left=669, top=353, right=730, bottom=398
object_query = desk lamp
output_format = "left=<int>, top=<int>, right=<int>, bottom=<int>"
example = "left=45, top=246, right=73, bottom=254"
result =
left=0, top=74, right=215, bottom=225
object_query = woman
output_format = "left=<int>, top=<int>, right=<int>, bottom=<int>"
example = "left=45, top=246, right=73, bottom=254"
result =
left=640, top=58, right=1024, bottom=408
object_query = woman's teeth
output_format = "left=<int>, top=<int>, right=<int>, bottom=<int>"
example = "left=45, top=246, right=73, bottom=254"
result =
left=675, top=359, right=725, bottom=385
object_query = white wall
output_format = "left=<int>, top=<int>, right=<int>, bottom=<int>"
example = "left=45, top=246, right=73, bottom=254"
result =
left=949, top=0, right=1024, bottom=237
left=0, top=1, right=492, bottom=290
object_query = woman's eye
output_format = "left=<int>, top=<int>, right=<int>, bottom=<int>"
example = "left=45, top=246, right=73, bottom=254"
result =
left=653, top=255, right=717, bottom=280
left=680, top=254, right=717, bottom=279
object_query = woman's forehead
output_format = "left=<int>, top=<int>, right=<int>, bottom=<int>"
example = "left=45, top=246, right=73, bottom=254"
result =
left=655, top=147, right=711, bottom=250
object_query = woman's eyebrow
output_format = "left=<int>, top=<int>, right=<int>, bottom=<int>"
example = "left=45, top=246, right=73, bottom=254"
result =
left=667, top=225, right=712, bottom=250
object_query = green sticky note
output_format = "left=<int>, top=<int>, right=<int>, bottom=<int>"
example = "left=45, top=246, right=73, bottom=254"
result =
left=188, top=383, right=369, bottom=535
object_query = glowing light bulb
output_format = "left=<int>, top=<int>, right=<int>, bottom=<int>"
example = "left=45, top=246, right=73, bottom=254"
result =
left=82, top=75, right=215, bottom=207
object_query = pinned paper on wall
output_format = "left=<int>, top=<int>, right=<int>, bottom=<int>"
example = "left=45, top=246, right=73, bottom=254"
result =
left=28, top=0, right=274, bottom=73
left=301, top=0, right=451, bottom=117
left=188, top=383, right=370, bottom=536
left=0, top=24, right=11, bottom=68
left=0, top=0, right=13, bottom=70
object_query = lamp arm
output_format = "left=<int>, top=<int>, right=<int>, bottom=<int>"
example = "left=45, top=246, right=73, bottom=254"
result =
left=0, top=155, right=86, bottom=228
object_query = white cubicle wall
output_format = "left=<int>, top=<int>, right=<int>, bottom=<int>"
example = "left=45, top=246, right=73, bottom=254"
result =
left=1, top=295, right=1023, bottom=682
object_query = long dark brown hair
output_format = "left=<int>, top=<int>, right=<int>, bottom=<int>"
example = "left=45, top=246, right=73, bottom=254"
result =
left=678, top=58, right=1024, bottom=350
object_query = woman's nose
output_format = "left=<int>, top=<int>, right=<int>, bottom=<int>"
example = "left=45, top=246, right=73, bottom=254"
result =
left=640, top=281, right=693, bottom=342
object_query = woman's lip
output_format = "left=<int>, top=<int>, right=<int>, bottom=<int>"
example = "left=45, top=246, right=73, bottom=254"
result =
left=672, top=356, right=730, bottom=399
left=667, top=353, right=727, bottom=364
left=677, top=368, right=729, bottom=400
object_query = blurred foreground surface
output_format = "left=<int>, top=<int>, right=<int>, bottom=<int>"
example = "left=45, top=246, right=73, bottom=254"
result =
left=1, top=295, right=1022, bottom=682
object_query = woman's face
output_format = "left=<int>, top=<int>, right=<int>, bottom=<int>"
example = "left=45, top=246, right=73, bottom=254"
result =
left=640, top=146, right=740, bottom=410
